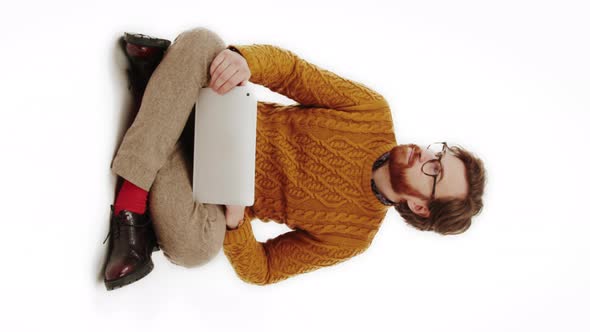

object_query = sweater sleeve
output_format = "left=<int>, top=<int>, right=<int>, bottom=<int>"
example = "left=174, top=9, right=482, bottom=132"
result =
left=226, top=44, right=388, bottom=111
left=223, top=218, right=370, bottom=286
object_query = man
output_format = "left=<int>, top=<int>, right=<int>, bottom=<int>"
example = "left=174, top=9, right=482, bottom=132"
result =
left=103, top=27, right=486, bottom=290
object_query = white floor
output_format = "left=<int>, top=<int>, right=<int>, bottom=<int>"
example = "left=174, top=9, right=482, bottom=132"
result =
left=1, top=1, right=589, bottom=331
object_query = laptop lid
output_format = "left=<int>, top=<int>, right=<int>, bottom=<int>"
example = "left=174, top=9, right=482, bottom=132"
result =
left=192, top=86, right=257, bottom=206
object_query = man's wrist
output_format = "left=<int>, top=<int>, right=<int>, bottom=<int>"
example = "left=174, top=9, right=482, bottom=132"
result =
left=226, top=218, right=245, bottom=230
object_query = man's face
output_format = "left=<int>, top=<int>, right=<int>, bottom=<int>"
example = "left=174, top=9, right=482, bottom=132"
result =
left=389, top=144, right=469, bottom=206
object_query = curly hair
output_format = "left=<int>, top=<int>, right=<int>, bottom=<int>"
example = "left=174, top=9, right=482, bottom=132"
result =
left=393, top=145, right=486, bottom=235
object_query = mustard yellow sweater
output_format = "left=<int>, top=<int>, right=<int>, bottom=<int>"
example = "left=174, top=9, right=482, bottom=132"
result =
left=222, top=43, right=397, bottom=285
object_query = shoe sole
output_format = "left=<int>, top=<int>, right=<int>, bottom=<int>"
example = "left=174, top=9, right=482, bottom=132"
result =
left=124, top=32, right=171, bottom=49
left=104, top=258, right=155, bottom=291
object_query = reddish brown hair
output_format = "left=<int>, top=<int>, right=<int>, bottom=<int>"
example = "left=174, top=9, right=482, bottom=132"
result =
left=394, top=145, right=486, bottom=235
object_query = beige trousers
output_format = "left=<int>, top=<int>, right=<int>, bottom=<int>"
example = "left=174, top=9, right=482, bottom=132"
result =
left=111, top=27, right=227, bottom=268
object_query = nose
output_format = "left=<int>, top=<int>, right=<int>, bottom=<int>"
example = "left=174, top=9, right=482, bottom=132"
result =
left=418, top=146, right=435, bottom=163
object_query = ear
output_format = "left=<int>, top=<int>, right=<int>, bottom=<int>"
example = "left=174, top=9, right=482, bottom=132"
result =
left=407, top=199, right=431, bottom=218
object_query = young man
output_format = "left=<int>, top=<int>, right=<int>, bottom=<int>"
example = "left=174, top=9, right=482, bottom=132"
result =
left=103, top=27, right=486, bottom=290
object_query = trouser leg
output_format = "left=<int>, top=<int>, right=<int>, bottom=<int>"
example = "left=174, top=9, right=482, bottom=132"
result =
left=111, top=27, right=227, bottom=191
left=148, top=140, right=227, bottom=268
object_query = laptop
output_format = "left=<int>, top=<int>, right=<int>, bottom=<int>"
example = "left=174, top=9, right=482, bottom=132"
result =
left=192, top=86, right=257, bottom=206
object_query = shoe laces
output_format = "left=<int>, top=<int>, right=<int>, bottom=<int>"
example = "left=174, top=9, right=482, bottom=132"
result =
left=102, top=211, right=150, bottom=245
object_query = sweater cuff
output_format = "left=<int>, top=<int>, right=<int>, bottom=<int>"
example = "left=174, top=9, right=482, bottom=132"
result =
left=227, top=45, right=244, bottom=57
left=227, top=45, right=257, bottom=77
left=224, top=218, right=254, bottom=245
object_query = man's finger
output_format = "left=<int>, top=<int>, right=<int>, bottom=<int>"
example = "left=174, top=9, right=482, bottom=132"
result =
left=209, top=50, right=231, bottom=80
left=216, top=69, right=241, bottom=94
left=210, top=60, right=232, bottom=89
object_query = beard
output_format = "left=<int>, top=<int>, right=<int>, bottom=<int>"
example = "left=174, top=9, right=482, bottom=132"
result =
left=388, top=144, right=430, bottom=201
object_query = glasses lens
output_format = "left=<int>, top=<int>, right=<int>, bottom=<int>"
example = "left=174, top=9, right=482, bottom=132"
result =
left=427, top=143, right=445, bottom=156
left=423, top=160, right=442, bottom=176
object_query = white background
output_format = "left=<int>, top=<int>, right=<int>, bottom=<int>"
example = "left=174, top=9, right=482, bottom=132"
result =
left=0, top=0, right=588, bottom=331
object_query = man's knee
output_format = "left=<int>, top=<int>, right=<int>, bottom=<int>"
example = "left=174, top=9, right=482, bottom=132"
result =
left=171, top=27, right=226, bottom=86
left=174, top=27, right=225, bottom=51
left=164, top=239, right=224, bottom=268
left=154, top=201, right=226, bottom=268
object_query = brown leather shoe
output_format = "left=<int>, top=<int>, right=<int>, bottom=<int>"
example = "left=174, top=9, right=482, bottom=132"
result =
left=102, top=204, right=159, bottom=290
left=119, top=32, right=171, bottom=106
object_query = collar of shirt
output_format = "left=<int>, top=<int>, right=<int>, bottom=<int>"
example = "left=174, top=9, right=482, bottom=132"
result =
left=371, top=151, right=398, bottom=207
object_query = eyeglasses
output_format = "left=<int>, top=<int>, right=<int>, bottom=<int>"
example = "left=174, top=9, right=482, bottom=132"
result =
left=421, top=142, right=449, bottom=200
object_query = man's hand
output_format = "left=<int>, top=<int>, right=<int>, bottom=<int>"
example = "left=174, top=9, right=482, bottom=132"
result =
left=209, top=49, right=251, bottom=95
left=224, top=205, right=246, bottom=229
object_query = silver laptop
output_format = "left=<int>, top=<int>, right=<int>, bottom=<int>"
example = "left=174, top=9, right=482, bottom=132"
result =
left=192, top=86, right=257, bottom=206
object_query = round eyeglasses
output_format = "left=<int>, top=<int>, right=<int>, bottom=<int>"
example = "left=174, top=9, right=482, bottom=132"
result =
left=421, top=142, right=449, bottom=200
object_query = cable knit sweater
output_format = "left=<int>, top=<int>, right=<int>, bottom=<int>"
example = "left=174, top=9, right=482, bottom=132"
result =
left=222, top=43, right=397, bottom=285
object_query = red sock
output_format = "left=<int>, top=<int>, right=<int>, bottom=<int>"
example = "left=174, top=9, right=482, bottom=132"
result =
left=114, top=179, right=149, bottom=216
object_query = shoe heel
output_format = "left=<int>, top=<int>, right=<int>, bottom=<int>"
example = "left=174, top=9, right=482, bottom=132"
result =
left=123, top=32, right=171, bottom=49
